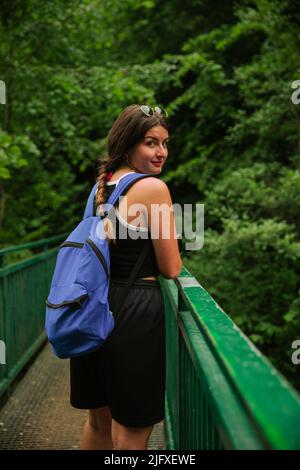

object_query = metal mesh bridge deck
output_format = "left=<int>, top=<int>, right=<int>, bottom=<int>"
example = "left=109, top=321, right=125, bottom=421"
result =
left=0, top=342, right=165, bottom=450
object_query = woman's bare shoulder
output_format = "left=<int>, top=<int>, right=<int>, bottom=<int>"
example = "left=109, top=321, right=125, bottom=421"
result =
left=129, top=177, right=171, bottom=205
left=133, top=176, right=169, bottom=197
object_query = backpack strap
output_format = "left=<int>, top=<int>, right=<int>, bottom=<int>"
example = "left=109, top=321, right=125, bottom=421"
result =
left=106, top=173, right=150, bottom=207
left=104, top=173, right=154, bottom=314
left=82, top=173, right=155, bottom=315
left=82, top=173, right=151, bottom=220
left=83, top=182, right=98, bottom=219
left=113, top=242, right=152, bottom=317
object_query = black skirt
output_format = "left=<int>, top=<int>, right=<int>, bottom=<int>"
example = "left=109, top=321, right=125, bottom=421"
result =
left=70, top=278, right=166, bottom=428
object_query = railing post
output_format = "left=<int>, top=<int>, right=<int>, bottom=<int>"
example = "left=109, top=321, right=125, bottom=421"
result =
left=177, top=288, right=185, bottom=450
left=177, top=275, right=201, bottom=450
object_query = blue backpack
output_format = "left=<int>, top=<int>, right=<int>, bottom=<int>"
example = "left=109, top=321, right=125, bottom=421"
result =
left=45, top=173, right=151, bottom=359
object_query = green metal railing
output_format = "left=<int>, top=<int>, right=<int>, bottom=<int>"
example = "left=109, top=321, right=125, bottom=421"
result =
left=1, top=236, right=300, bottom=449
left=160, top=268, right=300, bottom=450
left=0, top=235, right=67, bottom=399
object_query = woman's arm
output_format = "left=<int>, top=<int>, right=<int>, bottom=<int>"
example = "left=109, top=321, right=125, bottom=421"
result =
left=138, top=178, right=182, bottom=279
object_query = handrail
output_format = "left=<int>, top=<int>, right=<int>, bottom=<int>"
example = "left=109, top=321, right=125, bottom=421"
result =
left=0, top=233, right=68, bottom=268
left=0, top=235, right=66, bottom=401
left=160, top=268, right=300, bottom=450
left=0, top=233, right=68, bottom=255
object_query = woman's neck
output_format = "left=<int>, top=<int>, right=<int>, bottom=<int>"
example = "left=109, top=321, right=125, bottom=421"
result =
left=109, top=166, right=136, bottom=181
left=124, top=160, right=141, bottom=172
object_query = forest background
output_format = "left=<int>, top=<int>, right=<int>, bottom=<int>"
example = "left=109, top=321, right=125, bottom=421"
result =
left=0, top=0, right=299, bottom=390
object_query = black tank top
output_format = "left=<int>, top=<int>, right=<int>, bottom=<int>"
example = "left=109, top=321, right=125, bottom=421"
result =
left=104, top=180, right=159, bottom=279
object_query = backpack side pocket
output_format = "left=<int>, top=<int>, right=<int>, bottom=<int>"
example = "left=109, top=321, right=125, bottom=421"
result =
left=45, top=283, right=91, bottom=358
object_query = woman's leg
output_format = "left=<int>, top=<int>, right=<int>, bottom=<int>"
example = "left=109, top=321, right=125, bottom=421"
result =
left=80, top=406, right=113, bottom=450
left=111, top=418, right=154, bottom=450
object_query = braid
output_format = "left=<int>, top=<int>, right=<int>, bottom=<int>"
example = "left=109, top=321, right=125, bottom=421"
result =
left=95, top=160, right=110, bottom=213
left=95, top=157, right=117, bottom=243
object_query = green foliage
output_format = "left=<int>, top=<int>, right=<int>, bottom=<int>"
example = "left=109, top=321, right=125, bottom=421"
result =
left=0, top=130, right=39, bottom=179
left=184, top=218, right=300, bottom=388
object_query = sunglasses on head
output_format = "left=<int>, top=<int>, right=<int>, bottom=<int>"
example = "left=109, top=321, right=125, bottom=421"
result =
left=139, top=105, right=168, bottom=118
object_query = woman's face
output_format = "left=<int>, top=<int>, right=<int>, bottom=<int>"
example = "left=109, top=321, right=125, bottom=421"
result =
left=128, top=125, right=169, bottom=175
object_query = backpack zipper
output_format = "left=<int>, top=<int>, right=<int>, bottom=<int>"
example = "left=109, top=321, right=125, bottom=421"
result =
left=86, top=238, right=109, bottom=278
left=46, top=294, right=89, bottom=310
left=60, top=240, right=109, bottom=278
left=60, top=242, right=84, bottom=248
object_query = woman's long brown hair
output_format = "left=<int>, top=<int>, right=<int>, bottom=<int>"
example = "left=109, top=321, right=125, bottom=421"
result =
left=95, top=104, right=169, bottom=214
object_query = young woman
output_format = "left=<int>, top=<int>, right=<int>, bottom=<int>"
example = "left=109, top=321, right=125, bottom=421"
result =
left=70, top=104, right=182, bottom=450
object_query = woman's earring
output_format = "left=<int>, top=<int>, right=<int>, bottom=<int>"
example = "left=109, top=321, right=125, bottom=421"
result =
left=125, top=153, right=133, bottom=167
left=124, top=153, right=139, bottom=172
